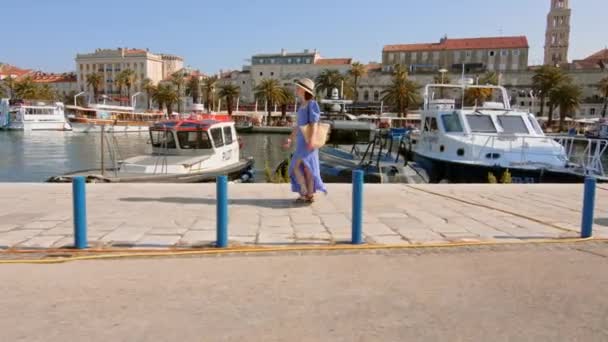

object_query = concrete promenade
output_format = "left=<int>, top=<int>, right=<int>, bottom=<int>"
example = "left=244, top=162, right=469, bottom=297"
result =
left=0, top=183, right=607, bottom=249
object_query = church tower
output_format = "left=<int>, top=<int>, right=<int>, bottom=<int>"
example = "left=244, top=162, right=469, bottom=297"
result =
left=544, top=0, right=571, bottom=65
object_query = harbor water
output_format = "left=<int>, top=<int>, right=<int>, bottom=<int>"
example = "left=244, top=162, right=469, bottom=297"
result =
left=0, top=131, right=291, bottom=182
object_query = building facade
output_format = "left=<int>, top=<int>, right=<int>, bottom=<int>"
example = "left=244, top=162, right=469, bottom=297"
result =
left=75, top=48, right=184, bottom=99
left=544, top=0, right=571, bottom=65
left=30, top=72, right=78, bottom=99
left=160, top=54, right=185, bottom=79
left=382, top=36, right=530, bottom=73
left=223, top=49, right=353, bottom=102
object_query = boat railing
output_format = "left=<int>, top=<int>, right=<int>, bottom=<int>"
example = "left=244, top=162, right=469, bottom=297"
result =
left=470, top=134, right=608, bottom=177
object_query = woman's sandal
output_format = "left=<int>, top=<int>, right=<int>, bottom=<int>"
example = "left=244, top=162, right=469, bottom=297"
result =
left=305, top=195, right=315, bottom=203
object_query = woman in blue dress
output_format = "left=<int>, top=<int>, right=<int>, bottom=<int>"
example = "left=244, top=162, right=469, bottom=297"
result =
left=283, top=78, right=327, bottom=203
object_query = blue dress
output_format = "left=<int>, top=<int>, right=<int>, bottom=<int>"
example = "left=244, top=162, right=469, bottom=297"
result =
left=289, top=100, right=327, bottom=195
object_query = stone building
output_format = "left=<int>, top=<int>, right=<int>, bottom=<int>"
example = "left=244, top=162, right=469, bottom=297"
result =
left=544, top=0, right=571, bottom=65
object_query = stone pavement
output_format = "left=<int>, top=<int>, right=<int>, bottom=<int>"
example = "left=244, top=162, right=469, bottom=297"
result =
left=0, top=183, right=606, bottom=249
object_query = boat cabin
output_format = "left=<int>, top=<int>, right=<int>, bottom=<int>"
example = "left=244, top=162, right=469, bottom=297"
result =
left=149, top=118, right=240, bottom=159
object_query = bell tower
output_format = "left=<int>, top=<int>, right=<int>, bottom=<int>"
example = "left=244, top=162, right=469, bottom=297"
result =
left=544, top=0, right=571, bottom=65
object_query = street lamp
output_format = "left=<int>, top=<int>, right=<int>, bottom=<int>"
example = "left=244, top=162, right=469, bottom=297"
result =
left=438, top=68, right=448, bottom=84
left=131, top=92, right=143, bottom=109
left=74, top=91, right=86, bottom=106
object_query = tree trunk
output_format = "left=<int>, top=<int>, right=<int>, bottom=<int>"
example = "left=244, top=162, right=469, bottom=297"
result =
left=281, top=104, right=287, bottom=120
left=166, top=102, right=173, bottom=115
left=227, top=98, right=233, bottom=115
left=177, top=86, right=182, bottom=113
left=539, top=95, right=545, bottom=117
left=559, top=106, right=566, bottom=132
left=147, top=93, right=151, bottom=110
left=602, top=93, right=608, bottom=118
left=547, top=103, right=555, bottom=128
left=354, top=77, right=359, bottom=103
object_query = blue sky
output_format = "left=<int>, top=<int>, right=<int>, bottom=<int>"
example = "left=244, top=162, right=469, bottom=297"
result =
left=2, top=0, right=607, bottom=73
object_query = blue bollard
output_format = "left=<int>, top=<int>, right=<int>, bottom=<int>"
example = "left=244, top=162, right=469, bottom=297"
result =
left=216, top=176, right=228, bottom=248
left=72, top=176, right=88, bottom=249
left=352, top=170, right=364, bottom=244
left=581, top=177, right=597, bottom=238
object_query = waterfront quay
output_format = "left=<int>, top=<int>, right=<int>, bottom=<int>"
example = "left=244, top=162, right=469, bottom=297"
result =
left=0, top=183, right=606, bottom=250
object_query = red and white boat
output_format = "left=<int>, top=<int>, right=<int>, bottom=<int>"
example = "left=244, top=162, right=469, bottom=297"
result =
left=48, top=116, right=255, bottom=183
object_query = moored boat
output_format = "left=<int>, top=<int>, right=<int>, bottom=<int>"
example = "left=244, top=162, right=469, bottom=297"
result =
left=66, top=103, right=165, bottom=133
left=0, top=99, right=71, bottom=131
left=406, top=83, right=608, bottom=183
left=47, top=117, right=255, bottom=183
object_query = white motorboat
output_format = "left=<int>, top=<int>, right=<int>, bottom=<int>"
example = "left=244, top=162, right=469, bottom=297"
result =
left=406, top=83, right=607, bottom=183
left=0, top=99, right=71, bottom=131
left=48, top=117, right=255, bottom=183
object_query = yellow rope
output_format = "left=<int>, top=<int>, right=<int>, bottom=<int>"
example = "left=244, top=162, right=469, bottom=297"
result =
left=0, top=238, right=602, bottom=265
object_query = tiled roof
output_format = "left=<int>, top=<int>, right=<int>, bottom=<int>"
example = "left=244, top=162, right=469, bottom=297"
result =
left=124, top=49, right=147, bottom=55
left=581, top=49, right=608, bottom=61
left=365, top=63, right=382, bottom=71
left=0, top=64, right=31, bottom=78
left=383, top=36, right=529, bottom=52
left=315, top=58, right=352, bottom=65
left=30, top=72, right=77, bottom=83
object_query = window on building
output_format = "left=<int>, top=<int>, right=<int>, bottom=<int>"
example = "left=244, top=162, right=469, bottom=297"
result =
left=513, top=50, right=521, bottom=56
left=433, top=51, right=439, bottom=60
left=453, top=51, right=460, bottom=61
left=270, top=72, right=274, bottom=76
left=400, top=52, right=406, bottom=62
left=287, top=58, right=292, bottom=64
left=466, top=51, right=472, bottom=58
left=501, top=50, right=509, bottom=57
left=590, top=108, right=596, bottom=116
left=512, top=64, right=519, bottom=71
left=411, top=52, right=417, bottom=61
left=363, top=90, right=369, bottom=102
left=421, top=52, right=428, bottom=60
left=242, top=81, right=246, bottom=85
left=520, top=101, right=525, bottom=106
left=305, top=58, right=311, bottom=64
left=270, top=59, right=275, bottom=64
left=477, top=50, right=484, bottom=59
left=489, top=51, right=496, bottom=57
left=373, top=91, right=379, bottom=102
left=388, top=53, right=394, bottom=63
left=259, top=72, right=263, bottom=76
left=499, top=64, right=507, bottom=71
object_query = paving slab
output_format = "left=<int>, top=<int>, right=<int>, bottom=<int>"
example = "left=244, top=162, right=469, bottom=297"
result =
left=0, top=184, right=603, bottom=249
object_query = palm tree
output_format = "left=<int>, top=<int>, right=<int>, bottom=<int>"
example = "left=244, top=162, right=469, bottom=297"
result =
left=315, top=69, right=345, bottom=98
left=532, top=65, right=566, bottom=127
left=153, top=84, right=179, bottom=115
left=115, top=69, right=136, bottom=105
left=86, top=72, right=103, bottom=103
left=550, top=83, right=582, bottom=132
left=0, top=85, right=6, bottom=98
left=141, top=78, right=156, bottom=110
left=349, top=62, right=366, bottom=102
left=186, top=76, right=201, bottom=104
left=597, top=77, right=608, bottom=118
left=171, top=71, right=186, bottom=113
left=202, top=76, right=218, bottom=112
left=36, top=84, right=56, bottom=101
left=13, top=77, right=38, bottom=99
left=463, top=72, right=498, bottom=106
left=1, top=76, right=17, bottom=99
left=218, top=84, right=240, bottom=115
left=478, top=71, right=499, bottom=85
left=279, top=87, right=296, bottom=120
left=381, top=65, right=421, bottom=117
left=254, top=78, right=286, bottom=125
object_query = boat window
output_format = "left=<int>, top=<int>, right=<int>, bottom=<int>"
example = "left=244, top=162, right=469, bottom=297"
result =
left=498, top=115, right=529, bottom=134
left=223, top=126, right=233, bottom=145
left=441, top=113, right=463, bottom=133
left=177, top=131, right=212, bottom=149
left=466, top=115, right=497, bottom=133
left=528, top=114, right=544, bottom=135
left=150, top=131, right=176, bottom=149
left=423, top=117, right=438, bottom=133
left=210, top=128, right=224, bottom=147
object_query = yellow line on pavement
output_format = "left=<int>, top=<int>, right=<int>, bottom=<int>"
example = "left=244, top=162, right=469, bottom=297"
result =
left=0, top=238, right=603, bottom=265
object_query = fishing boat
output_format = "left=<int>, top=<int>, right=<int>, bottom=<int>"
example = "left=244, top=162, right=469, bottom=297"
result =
left=0, top=99, right=71, bottom=131
left=66, top=103, right=165, bottom=133
left=273, top=121, right=428, bottom=184
left=405, top=83, right=608, bottom=183
left=47, top=117, right=255, bottom=183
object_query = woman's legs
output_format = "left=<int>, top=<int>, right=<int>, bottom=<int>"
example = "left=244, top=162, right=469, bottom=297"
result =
left=292, top=159, right=308, bottom=196
left=293, top=159, right=315, bottom=200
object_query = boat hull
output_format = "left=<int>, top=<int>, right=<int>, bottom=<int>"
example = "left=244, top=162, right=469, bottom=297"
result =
left=413, top=153, right=590, bottom=183
left=47, top=159, right=255, bottom=183
left=2, top=121, right=71, bottom=131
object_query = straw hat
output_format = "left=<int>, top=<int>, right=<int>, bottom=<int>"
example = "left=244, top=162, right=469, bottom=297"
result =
left=295, top=78, right=315, bottom=95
